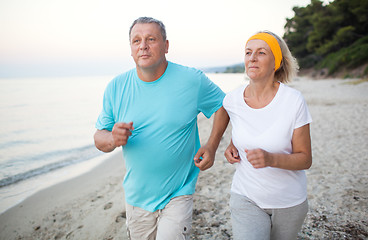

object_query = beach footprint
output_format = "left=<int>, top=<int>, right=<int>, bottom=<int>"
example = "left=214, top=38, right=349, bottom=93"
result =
left=115, top=211, right=126, bottom=223
left=104, top=202, right=113, bottom=210
left=91, top=195, right=103, bottom=202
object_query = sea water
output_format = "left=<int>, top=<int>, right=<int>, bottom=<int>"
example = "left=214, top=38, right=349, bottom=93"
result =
left=0, top=73, right=247, bottom=213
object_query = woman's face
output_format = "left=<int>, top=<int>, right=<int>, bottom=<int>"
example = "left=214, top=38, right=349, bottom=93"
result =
left=245, top=39, right=275, bottom=80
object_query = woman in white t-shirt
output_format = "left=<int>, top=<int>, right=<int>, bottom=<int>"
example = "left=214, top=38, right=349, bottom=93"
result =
left=223, top=31, right=312, bottom=240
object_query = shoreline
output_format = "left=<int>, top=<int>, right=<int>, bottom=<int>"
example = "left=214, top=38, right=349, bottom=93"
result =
left=0, top=152, right=112, bottom=214
left=0, top=150, right=128, bottom=239
left=1, top=77, right=367, bottom=239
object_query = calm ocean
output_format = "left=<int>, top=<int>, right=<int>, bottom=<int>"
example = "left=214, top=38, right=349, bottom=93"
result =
left=0, top=73, right=246, bottom=213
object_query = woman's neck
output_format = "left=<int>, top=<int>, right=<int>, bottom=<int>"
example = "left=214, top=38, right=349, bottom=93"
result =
left=244, top=79, right=280, bottom=109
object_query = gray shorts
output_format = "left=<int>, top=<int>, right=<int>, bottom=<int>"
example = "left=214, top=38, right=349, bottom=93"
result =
left=126, top=195, right=193, bottom=240
left=230, top=192, right=308, bottom=240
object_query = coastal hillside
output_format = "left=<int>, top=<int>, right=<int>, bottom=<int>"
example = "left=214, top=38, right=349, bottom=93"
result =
left=284, top=0, right=368, bottom=79
left=209, top=0, right=368, bottom=79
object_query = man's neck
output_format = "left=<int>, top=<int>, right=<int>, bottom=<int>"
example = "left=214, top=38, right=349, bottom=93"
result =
left=136, top=60, right=168, bottom=82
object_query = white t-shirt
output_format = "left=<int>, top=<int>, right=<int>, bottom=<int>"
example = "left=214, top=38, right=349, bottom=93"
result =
left=223, top=82, right=312, bottom=208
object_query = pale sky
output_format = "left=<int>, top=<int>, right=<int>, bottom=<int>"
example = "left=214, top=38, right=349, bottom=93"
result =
left=0, top=0, right=319, bottom=78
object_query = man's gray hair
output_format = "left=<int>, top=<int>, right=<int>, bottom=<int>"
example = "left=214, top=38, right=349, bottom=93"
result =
left=129, top=17, right=167, bottom=41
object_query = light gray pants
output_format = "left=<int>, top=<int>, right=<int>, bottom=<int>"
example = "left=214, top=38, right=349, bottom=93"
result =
left=230, top=192, right=308, bottom=240
left=126, top=195, right=193, bottom=240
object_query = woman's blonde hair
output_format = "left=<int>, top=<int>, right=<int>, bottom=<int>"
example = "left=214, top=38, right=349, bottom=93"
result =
left=259, top=31, right=299, bottom=83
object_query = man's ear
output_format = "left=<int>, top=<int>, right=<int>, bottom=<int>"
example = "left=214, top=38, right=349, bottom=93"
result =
left=165, top=40, right=169, bottom=54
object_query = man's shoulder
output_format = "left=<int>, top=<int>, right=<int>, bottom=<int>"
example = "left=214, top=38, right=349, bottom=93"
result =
left=168, top=61, right=204, bottom=76
left=112, top=68, right=136, bottom=82
left=104, top=68, right=136, bottom=93
left=105, top=69, right=135, bottom=88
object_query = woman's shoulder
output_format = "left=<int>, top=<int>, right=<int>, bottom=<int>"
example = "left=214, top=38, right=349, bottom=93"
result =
left=280, top=82, right=304, bottom=99
left=278, top=83, right=308, bottom=109
left=227, top=84, right=247, bottom=96
left=224, top=84, right=247, bottom=105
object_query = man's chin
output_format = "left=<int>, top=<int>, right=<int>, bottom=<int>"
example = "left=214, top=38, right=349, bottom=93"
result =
left=137, top=63, right=155, bottom=70
left=137, top=58, right=153, bottom=67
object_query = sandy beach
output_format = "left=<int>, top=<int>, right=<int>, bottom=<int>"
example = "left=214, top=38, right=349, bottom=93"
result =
left=1, top=77, right=367, bottom=240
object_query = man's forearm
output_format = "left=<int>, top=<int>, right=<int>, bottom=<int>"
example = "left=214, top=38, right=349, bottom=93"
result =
left=94, top=129, right=116, bottom=153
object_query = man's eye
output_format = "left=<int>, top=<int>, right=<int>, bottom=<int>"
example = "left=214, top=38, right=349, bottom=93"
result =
left=245, top=52, right=251, bottom=55
left=148, top=38, right=155, bottom=41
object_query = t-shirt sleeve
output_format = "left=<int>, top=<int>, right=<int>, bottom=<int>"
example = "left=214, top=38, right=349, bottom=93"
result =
left=95, top=80, right=116, bottom=131
left=197, top=73, right=226, bottom=118
left=295, top=94, right=312, bottom=129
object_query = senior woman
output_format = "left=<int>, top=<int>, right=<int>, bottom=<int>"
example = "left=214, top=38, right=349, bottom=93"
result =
left=223, top=31, right=312, bottom=240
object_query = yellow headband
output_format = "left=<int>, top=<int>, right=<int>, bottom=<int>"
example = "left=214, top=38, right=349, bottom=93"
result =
left=246, top=32, right=282, bottom=71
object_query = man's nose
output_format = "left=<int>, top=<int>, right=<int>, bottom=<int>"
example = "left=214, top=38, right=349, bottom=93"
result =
left=139, top=40, right=148, bottom=50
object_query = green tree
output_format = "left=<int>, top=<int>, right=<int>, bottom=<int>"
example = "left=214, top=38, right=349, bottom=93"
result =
left=283, top=0, right=368, bottom=75
left=284, top=0, right=326, bottom=68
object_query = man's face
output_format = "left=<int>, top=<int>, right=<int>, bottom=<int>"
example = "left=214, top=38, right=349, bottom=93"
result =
left=130, top=23, right=169, bottom=70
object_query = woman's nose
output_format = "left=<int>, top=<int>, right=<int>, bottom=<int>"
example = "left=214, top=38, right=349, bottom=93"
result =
left=249, top=53, right=256, bottom=61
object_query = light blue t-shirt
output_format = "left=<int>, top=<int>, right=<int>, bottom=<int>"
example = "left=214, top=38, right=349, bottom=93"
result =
left=96, top=62, right=225, bottom=212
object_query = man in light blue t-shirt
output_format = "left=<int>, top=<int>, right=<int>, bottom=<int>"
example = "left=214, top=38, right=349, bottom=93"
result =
left=94, top=17, right=229, bottom=239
